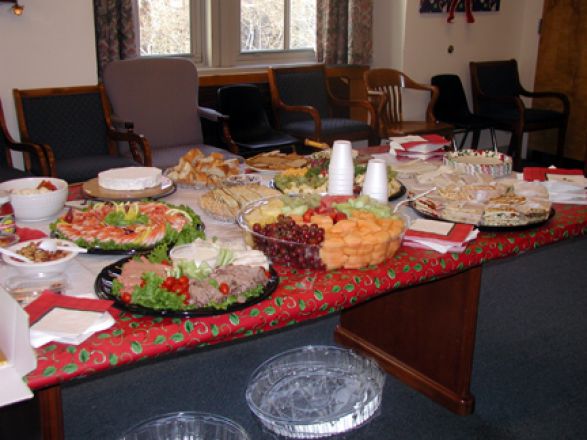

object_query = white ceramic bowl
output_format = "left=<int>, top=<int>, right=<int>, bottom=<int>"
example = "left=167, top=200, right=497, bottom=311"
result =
left=0, top=177, right=68, bottom=221
left=2, top=239, right=79, bottom=276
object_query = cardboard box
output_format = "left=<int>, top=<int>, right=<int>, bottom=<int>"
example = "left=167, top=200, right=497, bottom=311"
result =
left=0, top=288, right=36, bottom=407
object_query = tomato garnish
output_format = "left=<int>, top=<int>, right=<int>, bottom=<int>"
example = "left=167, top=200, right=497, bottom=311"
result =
left=121, top=292, right=132, bottom=304
left=219, top=282, right=230, bottom=295
left=37, top=180, right=57, bottom=191
left=63, top=207, right=74, bottom=223
left=161, top=259, right=171, bottom=266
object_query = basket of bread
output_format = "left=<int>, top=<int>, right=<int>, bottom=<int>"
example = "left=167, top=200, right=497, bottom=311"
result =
left=164, top=148, right=240, bottom=188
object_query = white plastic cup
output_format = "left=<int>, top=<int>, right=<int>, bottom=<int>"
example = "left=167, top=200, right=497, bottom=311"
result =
left=361, top=159, right=388, bottom=203
left=328, top=140, right=354, bottom=195
left=329, top=140, right=354, bottom=171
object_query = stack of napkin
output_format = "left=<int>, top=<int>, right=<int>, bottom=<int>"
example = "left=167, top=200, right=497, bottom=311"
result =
left=25, top=292, right=116, bottom=348
left=403, top=219, right=478, bottom=254
left=389, top=135, right=450, bottom=159
left=523, top=167, right=587, bottom=205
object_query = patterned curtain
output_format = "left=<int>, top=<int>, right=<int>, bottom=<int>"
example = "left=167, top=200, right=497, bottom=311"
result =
left=316, top=0, right=373, bottom=65
left=94, top=0, right=138, bottom=79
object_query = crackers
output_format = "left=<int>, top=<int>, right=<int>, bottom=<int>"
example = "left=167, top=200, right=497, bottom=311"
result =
left=245, top=151, right=308, bottom=171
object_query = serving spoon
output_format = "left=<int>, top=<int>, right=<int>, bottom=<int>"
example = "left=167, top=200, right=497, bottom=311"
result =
left=0, top=247, right=34, bottom=263
left=39, top=239, right=88, bottom=254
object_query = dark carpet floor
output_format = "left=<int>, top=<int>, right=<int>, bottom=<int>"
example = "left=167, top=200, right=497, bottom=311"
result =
left=61, top=237, right=587, bottom=439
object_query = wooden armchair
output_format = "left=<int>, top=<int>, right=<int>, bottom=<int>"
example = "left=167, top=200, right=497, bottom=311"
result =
left=470, top=59, right=570, bottom=169
left=0, top=99, right=50, bottom=181
left=268, top=64, right=379, bottom=146
left=364, top=68, right=453, bottom=139
left=13, top=85, right=150, bottom=183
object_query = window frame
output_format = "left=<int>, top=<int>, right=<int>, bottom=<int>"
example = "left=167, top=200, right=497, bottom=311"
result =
left=139, top=0, right=316, bottom=69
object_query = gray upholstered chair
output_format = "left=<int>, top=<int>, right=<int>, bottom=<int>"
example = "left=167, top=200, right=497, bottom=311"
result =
left=102, top=57, right=240, bottom=169
left=13, top=85, right=147, bottom=183
left=268, top=64, right=379, bottom=146
left=0, top=99, right=50, bottom=182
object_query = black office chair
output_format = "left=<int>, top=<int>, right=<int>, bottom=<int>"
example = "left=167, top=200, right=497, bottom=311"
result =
left=0, top=99, right=50, bottom=182
left=217, top=84, right=299, bottom=157
left=470, top=59, right=569, bottom=169
left=431, top=74, right=497, bottom=151
left=268, top=64, right=379, bottom=146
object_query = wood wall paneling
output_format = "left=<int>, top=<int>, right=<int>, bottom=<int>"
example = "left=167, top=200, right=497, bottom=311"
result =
left=531, top=0, right=587, bottom=161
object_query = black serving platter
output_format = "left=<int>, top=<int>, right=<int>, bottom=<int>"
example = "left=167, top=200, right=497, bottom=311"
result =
left=94, top=257, right=279, bottom=317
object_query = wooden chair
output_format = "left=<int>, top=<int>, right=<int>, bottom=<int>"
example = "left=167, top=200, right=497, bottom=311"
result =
left=364, top=68, right=453, bottom=139
left=268, top=64, right=379, bottom=146
left=102, top=57, right=240, bottom=168
left=0, top=99, right=50, bottom=181
left=13, top=85, right=150, bottom=183
left=469, top=59, right=570, bottom=169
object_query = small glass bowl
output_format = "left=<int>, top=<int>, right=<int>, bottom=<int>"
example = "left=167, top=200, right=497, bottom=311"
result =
left=118, top=411, right=250, bottom=440
left=3, top=273, right=67, bottom=306
left=246, top=345, right=385, bottom=438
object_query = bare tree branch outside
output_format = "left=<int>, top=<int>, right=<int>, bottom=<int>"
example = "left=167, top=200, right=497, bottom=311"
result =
left=137, top=0, right=315, bottom=56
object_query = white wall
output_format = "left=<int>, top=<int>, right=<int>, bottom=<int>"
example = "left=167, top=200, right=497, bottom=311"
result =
left=372, top=0, right=544, bottom=149
left=0, top=0, right=97, bottom=145
left=0, top=0, right=544, bottom=154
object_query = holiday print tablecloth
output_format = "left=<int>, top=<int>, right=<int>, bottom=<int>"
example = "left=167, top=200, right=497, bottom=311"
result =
left=25, top=203, right=587, bottom=390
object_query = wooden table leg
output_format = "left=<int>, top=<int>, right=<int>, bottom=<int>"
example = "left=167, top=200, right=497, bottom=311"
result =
left=37, top=385, right=64, bottom=440
left=335, top=266, right=482, bottom=415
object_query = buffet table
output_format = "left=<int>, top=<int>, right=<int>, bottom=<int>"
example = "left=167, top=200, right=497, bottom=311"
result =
left=4, top=171, right=587, bottom=439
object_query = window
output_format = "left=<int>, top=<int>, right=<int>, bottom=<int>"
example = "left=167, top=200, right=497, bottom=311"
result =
left=240, top=0, right=316, bottom=53
left=137, top=0, right=316, bottom=68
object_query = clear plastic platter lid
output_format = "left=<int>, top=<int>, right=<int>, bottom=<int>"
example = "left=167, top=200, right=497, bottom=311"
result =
left=118, top=411, right=250, bottom=440
left=246, top=345, right=385, bottom=438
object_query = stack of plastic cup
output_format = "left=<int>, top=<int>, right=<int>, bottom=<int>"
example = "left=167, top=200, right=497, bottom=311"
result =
left=361, top=159, right=389, bottom=203
left=328, top=140, right=354, bottom=195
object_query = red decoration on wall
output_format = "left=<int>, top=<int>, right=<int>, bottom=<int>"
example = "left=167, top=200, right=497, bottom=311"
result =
left=447, top=0, right=474, bottom=23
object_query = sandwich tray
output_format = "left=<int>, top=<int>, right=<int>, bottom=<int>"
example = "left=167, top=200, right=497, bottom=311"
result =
left=411, top=203, right=555, bottom=232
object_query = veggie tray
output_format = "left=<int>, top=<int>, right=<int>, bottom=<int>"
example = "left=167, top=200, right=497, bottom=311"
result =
left=94, top=254, right=279, bottom=317
left=50, top=201, right=204, bottom=254
left=272, top=160, right=404, bottom=201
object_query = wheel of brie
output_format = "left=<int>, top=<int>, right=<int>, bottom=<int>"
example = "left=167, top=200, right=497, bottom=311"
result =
left=98, top=167, right=163, bottom=191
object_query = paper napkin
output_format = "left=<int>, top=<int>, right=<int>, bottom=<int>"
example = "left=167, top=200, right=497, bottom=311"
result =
left=389, top=135, right=450, bottom=157
left=523, top=166, right=584, bottom=182
left=15, top=227, right=47, bottom=242
left=25, top=291, right=116, bottom=347
left=403, top=219, right=478, bottom=254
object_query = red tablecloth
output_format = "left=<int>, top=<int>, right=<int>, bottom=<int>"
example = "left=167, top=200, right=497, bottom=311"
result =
left=25, top=203, right=587, bottom=390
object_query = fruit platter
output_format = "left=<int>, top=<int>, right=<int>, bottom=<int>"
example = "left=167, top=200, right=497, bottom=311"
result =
left=237, top=194, right=405, bottom=270
left=272, top=152, right=404, bottom=199
left=95, top=239, right=278, bottom=317
left=50, top=201, right=204, bottom=253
